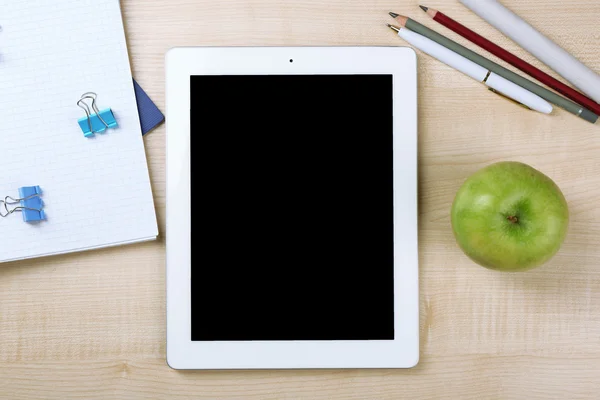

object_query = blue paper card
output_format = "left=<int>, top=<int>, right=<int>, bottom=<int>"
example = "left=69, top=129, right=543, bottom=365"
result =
left=133, top=79, right=164, bottom=135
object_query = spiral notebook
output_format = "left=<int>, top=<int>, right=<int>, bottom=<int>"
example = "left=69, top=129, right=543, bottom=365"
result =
left=0, top=0, right=158, bottom=263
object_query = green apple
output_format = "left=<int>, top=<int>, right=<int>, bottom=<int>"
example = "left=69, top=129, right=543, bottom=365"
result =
left=451, top=162, right=569, bottom=272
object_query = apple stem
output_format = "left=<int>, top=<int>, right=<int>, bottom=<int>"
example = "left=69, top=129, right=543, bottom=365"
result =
left=507, top=216, right=519, bottom=224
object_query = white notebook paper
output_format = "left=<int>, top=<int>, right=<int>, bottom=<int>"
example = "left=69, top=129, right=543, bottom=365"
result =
left=0, top=0, right=158, bottom=263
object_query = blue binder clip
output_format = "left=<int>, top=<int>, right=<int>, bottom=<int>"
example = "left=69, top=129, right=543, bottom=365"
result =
left=77, top=92, right=118, bottom=138
left=0, top=186, right=46, bottom=223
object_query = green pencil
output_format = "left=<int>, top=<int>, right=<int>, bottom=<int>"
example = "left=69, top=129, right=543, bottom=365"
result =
left=389, top=13, right=598, bottom=124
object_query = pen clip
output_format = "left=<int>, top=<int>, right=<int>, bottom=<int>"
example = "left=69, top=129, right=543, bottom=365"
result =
left=487, top=87, right=531, bottom=111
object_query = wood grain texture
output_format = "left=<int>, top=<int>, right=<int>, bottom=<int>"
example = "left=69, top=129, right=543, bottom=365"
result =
left=1, top=0, right=600, bottom=398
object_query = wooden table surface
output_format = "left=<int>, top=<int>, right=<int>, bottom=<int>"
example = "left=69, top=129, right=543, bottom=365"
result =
left=2, top=0, right=600, bottom=398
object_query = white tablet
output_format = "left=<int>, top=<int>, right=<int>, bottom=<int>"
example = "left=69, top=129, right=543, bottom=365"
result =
left=166, top=47, right=419, bottom=370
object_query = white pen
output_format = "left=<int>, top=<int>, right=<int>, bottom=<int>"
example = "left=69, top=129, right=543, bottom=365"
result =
left=387, top=24, right=553, bottom=114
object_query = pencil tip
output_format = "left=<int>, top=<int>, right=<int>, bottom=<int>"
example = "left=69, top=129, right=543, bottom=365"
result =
left=419, top=5, right=428, bottom=12
left=389, top=12, right=399, bottom=18
left=386, top=23, right=400, bottom=32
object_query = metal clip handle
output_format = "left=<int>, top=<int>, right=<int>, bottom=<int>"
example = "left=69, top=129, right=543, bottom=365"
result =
left=77, top=92, right=110, bottom=134
left=0, top=193, right=42, bottom=218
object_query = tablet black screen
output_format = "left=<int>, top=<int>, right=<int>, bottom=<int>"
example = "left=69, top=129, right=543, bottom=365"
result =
left=191, top=75, right=394, bottom=341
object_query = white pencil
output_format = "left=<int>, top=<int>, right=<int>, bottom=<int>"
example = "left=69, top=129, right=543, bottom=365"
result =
left=387, top=24, right=553, bottom=114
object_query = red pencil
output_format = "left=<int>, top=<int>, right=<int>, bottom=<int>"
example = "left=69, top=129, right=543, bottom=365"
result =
left=420, top=5, right=600, bottom=116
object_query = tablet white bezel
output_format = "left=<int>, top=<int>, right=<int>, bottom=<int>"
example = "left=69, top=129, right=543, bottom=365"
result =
left=166, top=47, right=419, bottom=369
